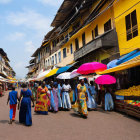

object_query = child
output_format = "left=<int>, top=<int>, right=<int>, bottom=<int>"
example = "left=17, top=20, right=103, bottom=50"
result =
left=7, top=85, right=19, bottom=124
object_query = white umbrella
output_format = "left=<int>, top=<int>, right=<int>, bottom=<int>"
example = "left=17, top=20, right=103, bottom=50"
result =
left=70, top=69, right=80, bottom=79
left=57, top=72, right=71, bottom=79
left=36, top=69, right=51, bottom=81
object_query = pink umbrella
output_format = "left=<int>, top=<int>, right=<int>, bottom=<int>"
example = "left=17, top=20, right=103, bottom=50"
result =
left=77, top=62, right=107, bottom=75
left=95, top=75, right=116, bottom=85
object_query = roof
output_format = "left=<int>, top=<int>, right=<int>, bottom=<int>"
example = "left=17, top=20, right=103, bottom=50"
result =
left=31, top=48, right=40, bottom=57
left=0, top=48, right=10, bottom=62
left=51, top=0, right=81, bottom=27
left=97, top=55, right=140, bottom=75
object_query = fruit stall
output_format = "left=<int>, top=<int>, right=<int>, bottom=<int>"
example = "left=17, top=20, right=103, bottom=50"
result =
left=98, top=55, right=140, bottom=119
left=115, top=85, right=140, bottom=119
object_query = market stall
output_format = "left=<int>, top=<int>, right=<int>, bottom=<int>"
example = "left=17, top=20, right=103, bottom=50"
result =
left=98, top=55, right=140, bottom=119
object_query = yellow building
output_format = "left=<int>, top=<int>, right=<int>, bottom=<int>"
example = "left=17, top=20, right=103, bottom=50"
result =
left=113, top=0, right=140, bottom=55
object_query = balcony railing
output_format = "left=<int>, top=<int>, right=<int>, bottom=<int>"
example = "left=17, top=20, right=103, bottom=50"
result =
left=74, top=29, right=118, bottom=61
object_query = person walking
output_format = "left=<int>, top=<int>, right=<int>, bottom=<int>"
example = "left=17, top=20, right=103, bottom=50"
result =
left=84, top=79, right=96, bottom=110
left=35, top=82, right=50, bottom=115
left=62, top=80, right=71, bottom=110
left=19, top=83, right=34, bottom=126
left=7, top=85, right=19, bottom=124
left=77, top=79, right=88, bottom=118
left=88, top=81, right=97, bottom=110
left=58, top=81, right=62, bottom=109
left=52, top=82, right=59, bottom=112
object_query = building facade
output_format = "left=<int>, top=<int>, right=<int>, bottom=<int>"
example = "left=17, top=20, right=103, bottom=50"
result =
left=27, top=0, right=140, bottom=78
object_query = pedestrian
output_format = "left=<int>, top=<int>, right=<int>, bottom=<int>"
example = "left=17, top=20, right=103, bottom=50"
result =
left=35, top=81, right=50, bottom=115
left=52, top=82, right=59, bottom=112
left=84, top=79, right=96, bottom=110
left=77, top=79, right=88, bottom=118
left=19, top=83, right=34, bottom=126
left=57, top=80, right=62, bottom=109
left=62, top=80, right=71, bottom=110
left=104, top=86, right=114, bottom=111
left=7, top=85, right=19, bottom=124
left=88, top=81, right=97, bottom=110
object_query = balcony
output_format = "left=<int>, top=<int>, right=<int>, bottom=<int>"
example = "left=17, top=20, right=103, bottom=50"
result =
left=74, top=29, right=118, bottom=61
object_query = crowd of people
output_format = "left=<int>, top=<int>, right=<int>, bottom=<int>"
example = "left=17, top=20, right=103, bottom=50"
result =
left=7, top=77, right=114, bottom=126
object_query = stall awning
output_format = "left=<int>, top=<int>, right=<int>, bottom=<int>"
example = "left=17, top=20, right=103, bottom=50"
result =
left=56, top=65, right=72, bottom=75
left=97, top=55, right=140, bottom=74
left=45, top=68, right=59, bottom=78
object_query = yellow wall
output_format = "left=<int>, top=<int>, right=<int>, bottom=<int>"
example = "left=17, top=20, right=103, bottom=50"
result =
left=113, top=0, right=140, bottom=55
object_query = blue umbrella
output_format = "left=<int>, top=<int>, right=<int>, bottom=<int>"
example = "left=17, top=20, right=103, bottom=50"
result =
left=56, top=65, right=72, bottom=74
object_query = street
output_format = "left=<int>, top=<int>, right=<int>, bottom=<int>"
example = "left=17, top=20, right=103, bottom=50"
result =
left=0, top=89, right=140, bottom=140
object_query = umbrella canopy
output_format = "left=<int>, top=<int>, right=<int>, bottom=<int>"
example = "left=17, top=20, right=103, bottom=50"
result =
left=70, top=69, right=80, bottom=78
left=45, top=68, right=58, bottom=78
left=36, top=69, right=51, bottom=81
left=95, top=75, right=116, bottom=85
left=57, top=72, right=71, bottom=79
left=77, top=62, right=107, bottom=75
left=56, top=65, right=72, bottom=75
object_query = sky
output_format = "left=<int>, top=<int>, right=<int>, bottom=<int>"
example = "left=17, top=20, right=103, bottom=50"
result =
left=0, top=0, right=63, bottom=79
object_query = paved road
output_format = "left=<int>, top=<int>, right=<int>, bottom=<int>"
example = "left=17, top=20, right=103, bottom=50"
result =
left=0, top=89, right=140, bottom=140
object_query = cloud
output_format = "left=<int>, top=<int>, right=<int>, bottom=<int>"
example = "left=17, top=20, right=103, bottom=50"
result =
left=6, top=9, right=52, bottom=34
left=0, top=0, right=12, bottom=4
left=37, top=0, right=63, bottom=6
left=25, top=41, right=37, bottom=54
left=7, top=32, right=25, bottom=41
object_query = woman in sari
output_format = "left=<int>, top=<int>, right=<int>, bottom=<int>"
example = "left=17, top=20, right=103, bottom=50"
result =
left=35, top=82, right=50, bottom=115
left=19, top=83, right=34, bottom=126
left=52, top=82, right=59, bottom=112
left=58, top=81, right=62, bottom=109
left=77, top=79, right=88, bottom=118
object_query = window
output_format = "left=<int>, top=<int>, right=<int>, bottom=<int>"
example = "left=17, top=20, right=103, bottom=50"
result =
left=75, top=38, right=79, bottom=51
left=52, top=40, right=56, bottom=48
left=125, top=10, right=138, bottom=41
left=63, top=48, right=67, bottom=58
left=104, top=19, right=111, bottom=32
left=94, top=25, right=98, bottom=37
left=70, top=44, right=73, bottom=54
left=46, top=44, right=50, bottom=53
left=58, top=51, right=61, bottom=62
left=51, top=56, right=54, bottom=65
left=55, top=54, right=57, bottom=64
left=82, top=32, right=86, bottom=46
left=92, top=30, right=94, bottom=40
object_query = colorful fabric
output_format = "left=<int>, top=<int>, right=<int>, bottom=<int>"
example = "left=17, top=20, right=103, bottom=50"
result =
left=105, top=93, right=114, bottom=111
left=9, top=91, right=18, bottom=105
left=58, top=84, right=62, bottom=108
left=52, top=88, right=59, bottom=111
left=35, top=86, right=50, bottom=115
left=77, top=84, right=88, bottom=116
left=19, top=89, right=32, bottom=126
left=9, top=104, right=17, bottom=120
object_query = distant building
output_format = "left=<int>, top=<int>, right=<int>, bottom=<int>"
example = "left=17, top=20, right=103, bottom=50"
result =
left=0, top=48, right=16, bottom=78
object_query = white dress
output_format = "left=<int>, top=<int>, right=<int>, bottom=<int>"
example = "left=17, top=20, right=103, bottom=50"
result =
left=62, top=84, right=71, bottom=109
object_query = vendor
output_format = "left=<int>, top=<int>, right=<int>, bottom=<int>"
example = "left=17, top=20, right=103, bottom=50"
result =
left=104, top=85, right=114, bottom=111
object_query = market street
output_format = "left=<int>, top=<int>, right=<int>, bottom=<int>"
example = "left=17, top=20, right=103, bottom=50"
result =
left=0, top=89, right=139, bottom=140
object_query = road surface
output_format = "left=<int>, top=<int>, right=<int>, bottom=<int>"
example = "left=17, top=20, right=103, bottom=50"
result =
left=0, top=89, right=140, bottom=140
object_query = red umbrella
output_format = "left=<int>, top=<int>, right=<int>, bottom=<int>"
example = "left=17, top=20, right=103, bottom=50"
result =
left=95, top=75, right=116, bottom=85
left=77, top=62, right=107, bottom=75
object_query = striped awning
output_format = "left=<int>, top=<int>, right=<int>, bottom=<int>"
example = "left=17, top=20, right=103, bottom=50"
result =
left=97, top=55, right=140, bottom=74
